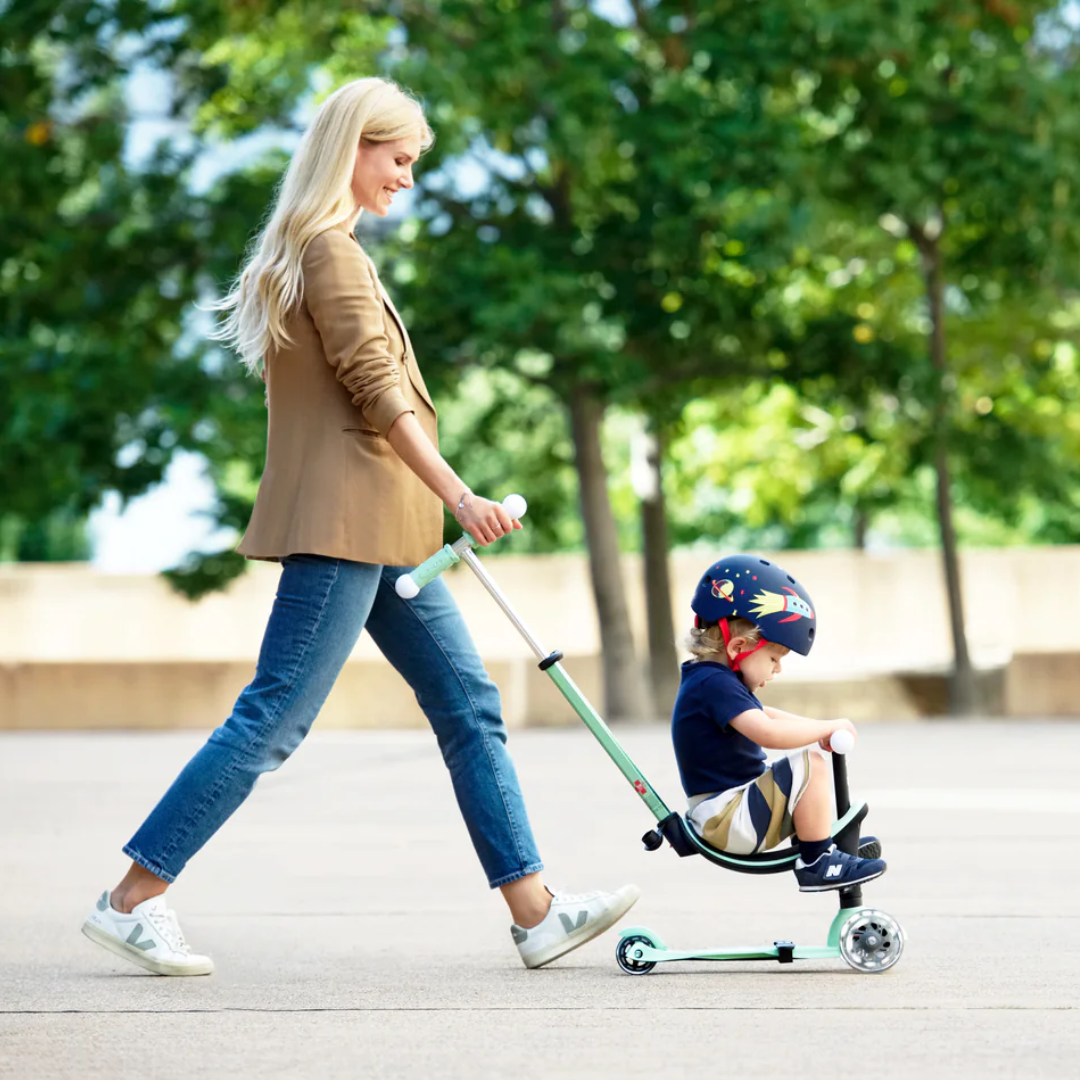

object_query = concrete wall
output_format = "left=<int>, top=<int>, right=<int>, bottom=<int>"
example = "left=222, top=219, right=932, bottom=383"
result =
left=2, top=546, right=1079, bottom=729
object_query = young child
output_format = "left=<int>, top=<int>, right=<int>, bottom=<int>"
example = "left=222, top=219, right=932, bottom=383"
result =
left=670, top=554, right=886, bottom=892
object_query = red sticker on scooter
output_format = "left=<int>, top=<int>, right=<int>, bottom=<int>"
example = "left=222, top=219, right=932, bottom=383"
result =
left=633, top=780, right=647, bottom=795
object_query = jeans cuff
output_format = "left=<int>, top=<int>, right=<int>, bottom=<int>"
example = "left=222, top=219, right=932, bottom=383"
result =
left=121, top=845, right=178, bottom=885
left=488, top=861, right=545, bottom=890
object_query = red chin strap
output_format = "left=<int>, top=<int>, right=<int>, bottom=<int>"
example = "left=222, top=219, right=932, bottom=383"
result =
left=718, top=618, right=768, bottom=672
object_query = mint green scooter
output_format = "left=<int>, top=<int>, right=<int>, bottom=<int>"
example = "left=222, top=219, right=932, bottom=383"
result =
left=396, top=497, right=904, bottom=976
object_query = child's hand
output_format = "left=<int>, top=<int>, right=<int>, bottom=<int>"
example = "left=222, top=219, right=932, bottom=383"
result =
left=820, top=718, right=856, bottom=752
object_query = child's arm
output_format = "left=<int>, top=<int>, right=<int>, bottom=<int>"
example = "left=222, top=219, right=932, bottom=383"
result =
left=763, top=705, right=816, bottom=724
left=729, top=708, right=855, bottom=751
left=763, top=706, right=856, bottom=750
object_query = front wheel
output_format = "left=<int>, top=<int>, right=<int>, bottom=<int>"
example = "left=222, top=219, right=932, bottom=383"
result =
left=616, top=934, right=657, bottom=975
left=838, top=908, right=904, bottom=973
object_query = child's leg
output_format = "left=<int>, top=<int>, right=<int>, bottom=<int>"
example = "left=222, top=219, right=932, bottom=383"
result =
left=791, top=753, right=887, bottom=892
left=691, top=749, right=820, bottom=854
left=791, top=751, right=831, bottom=842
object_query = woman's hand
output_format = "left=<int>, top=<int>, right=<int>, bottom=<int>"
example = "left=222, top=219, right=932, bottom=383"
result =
left=454, top=492, right=523, bottom=547
left=819, top=718, right=857, bottom=752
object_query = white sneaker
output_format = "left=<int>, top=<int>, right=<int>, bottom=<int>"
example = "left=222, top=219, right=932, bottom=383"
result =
left=512, top=884, right=641, bottom=969
left=81, top=890, right=214, bottom=976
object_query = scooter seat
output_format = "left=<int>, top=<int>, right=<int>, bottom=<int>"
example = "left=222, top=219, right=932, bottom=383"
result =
left=651, top=802, right=869, bottom=876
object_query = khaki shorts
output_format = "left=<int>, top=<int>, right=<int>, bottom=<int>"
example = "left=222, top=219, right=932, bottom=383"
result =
left=688, top=746, right=826, bottom=854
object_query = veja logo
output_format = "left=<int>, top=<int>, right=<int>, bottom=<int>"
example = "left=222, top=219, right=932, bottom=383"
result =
left=558, top=911, right=588, bottom=935
left=825, top=864, right=843, bottom=878
left=125, top=924, right=157, bottom=951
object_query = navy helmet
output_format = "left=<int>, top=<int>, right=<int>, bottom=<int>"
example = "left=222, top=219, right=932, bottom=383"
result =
left=691, top=554, right=816, bottom=657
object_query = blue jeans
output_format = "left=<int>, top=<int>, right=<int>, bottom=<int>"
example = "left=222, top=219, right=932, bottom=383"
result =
left=124, top=555, right=544, bottom=888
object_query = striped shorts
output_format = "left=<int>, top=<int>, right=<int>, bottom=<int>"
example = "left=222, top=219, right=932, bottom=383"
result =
left=688, top=747, right=826, bottom=854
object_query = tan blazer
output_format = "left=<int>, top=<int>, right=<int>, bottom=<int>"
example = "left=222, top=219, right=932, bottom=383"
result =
left=236, top=222, right=442, bottom=567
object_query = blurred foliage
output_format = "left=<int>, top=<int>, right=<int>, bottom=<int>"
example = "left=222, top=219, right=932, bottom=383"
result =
left=0, top=509, right=90, bottom=562
left=1, top=1, right=209, bottom=519
left=383, top=0, right=1080, bottom=552
left=781, top=0, right=1080, bottom=547
left=2, top=0, right=1079, bottom=592
left=0, top=2, right=293, bottom=589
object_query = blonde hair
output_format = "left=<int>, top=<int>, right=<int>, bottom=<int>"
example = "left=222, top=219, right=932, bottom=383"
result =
left=686, top=618, right=761, bottom=664
left=210, top=77, right=433, bottom=373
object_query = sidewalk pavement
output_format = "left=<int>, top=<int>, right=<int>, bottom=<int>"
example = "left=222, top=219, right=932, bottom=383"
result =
left=2, top=719, right=1078, bottom=1079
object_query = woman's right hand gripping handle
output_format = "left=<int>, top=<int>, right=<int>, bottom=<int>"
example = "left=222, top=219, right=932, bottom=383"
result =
left=454, top=491, right=525, bottom=547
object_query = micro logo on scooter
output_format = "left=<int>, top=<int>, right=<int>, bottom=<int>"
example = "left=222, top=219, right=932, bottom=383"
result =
left=633, top=780, right=648, bottom=796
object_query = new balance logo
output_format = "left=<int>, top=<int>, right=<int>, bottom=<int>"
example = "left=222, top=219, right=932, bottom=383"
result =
left=825, top=864, right=843, bottom=879
left=558, top=911, right=588, bottom=935
left=125, top=924, right=156, bottom=951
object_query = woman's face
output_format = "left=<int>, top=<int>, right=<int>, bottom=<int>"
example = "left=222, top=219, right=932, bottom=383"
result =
left=351, top=133, right=421, bottom=216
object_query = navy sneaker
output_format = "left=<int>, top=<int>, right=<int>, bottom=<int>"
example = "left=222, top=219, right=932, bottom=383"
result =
left=858, top=836, right=882, bottom=860
left=795, top=844, right=886, bottom=893
left=791, top=836, right=882, bottom=859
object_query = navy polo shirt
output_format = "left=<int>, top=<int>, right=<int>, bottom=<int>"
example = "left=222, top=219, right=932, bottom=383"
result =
left=671, top=660, right=767, bottom=798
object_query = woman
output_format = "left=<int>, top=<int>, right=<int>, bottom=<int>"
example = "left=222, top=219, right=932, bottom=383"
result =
left=81, top=77, right=638, bottom=975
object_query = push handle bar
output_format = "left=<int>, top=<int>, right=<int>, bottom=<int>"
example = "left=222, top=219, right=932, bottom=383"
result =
left=394, top=494, right=527, bottom=599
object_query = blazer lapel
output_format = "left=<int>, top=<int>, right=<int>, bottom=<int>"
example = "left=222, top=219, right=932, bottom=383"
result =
left=351, top=241, right=407, bottom=340
left=377, top=282, right=411, bottom=351
left=351, top=237, right=436, bottom=412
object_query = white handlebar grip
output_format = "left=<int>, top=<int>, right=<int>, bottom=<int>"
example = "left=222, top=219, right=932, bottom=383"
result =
left=502, top=494, right=527, bottom=519
left=829, top=728, right=855, bottom=755
left=395, top=574, right=420, bottom=599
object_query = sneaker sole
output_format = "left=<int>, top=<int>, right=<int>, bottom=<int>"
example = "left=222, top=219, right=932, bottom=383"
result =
left=81, top=920, right=214, bottom=976
left=522, top=886, right=641, bottom=970
left=798, top=867, right=886, bottom=893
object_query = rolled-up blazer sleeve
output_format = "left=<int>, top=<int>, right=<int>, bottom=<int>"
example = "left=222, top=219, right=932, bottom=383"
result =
left=302, top=229, right=413, bottom=436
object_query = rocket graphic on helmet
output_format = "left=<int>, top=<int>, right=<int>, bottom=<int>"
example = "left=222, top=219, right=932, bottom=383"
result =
left=691, top=554, right=817, bottom=656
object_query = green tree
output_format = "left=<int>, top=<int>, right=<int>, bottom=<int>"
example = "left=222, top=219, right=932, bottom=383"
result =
left=10, top=0, right=1079, bottom=736
left=781, top=0, right=1080, bottom=711
left=371, top=0, right=834, bottom=717
left=1, top=3, right=211, bottom=528
left=0, top=510, right=90, bottom=562
left=0, top=1, right=381, bottom=590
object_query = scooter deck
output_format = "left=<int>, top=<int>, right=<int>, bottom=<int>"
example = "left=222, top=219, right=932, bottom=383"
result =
left=618, top=904, right=858, bottom=966
left=619, top=931, right=841, bottom=965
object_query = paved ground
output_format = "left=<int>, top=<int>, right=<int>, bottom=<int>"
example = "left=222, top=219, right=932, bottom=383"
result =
left=2, top=719, right=1078, bottom=1079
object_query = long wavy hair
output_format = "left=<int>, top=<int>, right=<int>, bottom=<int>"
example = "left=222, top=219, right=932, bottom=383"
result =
left=211, top=77, right=433, bottom=373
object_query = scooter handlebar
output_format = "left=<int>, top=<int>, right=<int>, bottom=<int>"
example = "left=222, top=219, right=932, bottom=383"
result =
left=395, top=494, right=527, bottom=599
left=829, top=728, right=855, bottom=755
left=501, top=493, right=527, bottom=520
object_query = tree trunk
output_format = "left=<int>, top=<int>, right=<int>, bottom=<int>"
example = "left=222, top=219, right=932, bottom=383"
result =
left=853, top=506, right=869, bottom=550
left=917, top=226, right=977, bottom=716
left=638, top=426, right=680, bottom=717
left=568, top=388, right=649, bottom=722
